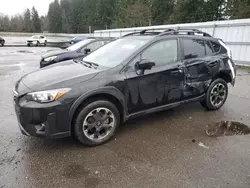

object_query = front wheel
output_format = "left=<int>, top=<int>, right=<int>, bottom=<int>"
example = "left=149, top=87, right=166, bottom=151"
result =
left=36, top=41, right=40, bottom=47
left=200, top=78, right=228, bottom=111
left=44, top=40, right=47, bottom=46
left=74, top=100, right=120, bottom=146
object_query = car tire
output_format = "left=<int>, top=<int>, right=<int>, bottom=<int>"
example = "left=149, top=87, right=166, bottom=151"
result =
left=27, top=43, right=30, bottom=47
left=74, top=100, right=120, bottom=147
left=1, top=42, right=4, bottom=46
left=36, top=41, right=39, bottom=47
left=200, top=78, right=228, bottom=111
left=44, top=40, right=47, bottom=46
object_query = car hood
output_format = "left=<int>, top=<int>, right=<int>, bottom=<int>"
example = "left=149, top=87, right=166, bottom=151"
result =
left=19, top=60, right=101, bottom=92
left=42, top=49, right=69, bottom=58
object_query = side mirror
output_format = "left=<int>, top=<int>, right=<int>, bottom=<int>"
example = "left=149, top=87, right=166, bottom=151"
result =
left=135, top=59, right=155, bottom=71
left=84, top=48, right=91, bottom=54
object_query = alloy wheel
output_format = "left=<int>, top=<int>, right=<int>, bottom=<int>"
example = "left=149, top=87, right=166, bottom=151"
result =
left=210, top=83, right=226, bottom=107
left=82, top=107, right=116, bottom=141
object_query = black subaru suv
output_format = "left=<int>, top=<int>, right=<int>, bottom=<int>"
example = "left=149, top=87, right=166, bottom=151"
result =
left=14, top=28, right=236, bottom=146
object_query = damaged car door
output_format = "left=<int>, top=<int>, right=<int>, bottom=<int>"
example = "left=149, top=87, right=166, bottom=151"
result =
left=125, top=39, right=184, bottom=114
left=182, top=38, right=212, bottom=99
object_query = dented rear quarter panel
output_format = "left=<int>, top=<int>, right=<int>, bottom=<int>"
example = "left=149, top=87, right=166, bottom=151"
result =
left=183, top=54, right=234, bottom=100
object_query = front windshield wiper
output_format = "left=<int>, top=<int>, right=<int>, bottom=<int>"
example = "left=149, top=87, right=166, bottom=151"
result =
left=82, top=60, right=99, bottom=67
left=74, top=59, right=99, bottom=69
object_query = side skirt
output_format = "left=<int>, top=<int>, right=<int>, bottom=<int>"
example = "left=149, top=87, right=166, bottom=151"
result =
left=127, top=94, right=205, bottom=120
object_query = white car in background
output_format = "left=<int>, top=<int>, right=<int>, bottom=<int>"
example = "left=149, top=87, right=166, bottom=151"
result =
left=27, top=35, right=47, bottom=47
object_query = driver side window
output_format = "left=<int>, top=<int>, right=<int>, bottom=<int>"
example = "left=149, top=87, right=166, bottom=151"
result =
left=141, top=39, right=178, bottom=67
left=127, top=39, right=178, bottom=71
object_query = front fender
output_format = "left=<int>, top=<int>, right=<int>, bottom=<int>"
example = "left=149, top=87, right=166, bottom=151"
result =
left=69, top=86, right=127, bottom=128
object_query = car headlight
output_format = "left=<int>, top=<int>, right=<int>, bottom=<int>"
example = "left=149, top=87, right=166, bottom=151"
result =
left=26, top=88, right=71, bottom=103
left=44, top=56, right=57, bottom=62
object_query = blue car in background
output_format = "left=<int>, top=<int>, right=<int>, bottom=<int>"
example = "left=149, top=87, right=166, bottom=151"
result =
left=0, top=37, right=5, bottom=46
left=40, top=38, right=112, bottom=68
left=70, top=36, right=87, bottom=44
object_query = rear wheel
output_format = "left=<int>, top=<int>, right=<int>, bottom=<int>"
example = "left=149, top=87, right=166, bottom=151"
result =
left=74, top=100, right=120, bottom=146
left=1, top=41, right=4, bottom=46
left=36, top=41, right=40, bottom=47
left=200, top=78, right=228, bottom=111
left=44, top=40, right=47, bottom=46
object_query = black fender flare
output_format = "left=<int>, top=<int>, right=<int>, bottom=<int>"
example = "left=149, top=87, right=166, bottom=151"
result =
left=69, top=86, right=127, bottom=129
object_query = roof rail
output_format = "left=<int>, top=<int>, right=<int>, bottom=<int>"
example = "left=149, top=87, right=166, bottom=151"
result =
left=122, top=27, right=212, bottom=38
left=122, top=28, right=176, bottom=38
left=140, top=28, right=176, bottom=34
left=122, top=31, right=159, bottom=38
left=174, top=28, right=212, bottom=37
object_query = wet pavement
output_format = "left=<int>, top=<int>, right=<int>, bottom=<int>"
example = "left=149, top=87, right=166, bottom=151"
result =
left=1, top=47, right=250, bottom=188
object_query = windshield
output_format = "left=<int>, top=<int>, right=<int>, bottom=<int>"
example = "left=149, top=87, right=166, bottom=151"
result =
left=82, top=37, right=151, bottom=67
left=67, top=39, right=94, bottom=51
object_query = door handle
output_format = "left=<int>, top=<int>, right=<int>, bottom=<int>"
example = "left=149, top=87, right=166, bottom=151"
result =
left=171, top=69, right=183, bottom=75
left=208, top=62, right=217, bottom=67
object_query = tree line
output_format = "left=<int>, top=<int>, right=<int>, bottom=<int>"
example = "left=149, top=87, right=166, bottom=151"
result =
left=0, top=0, right=250, bottom=33
left=0, top=7, right=45, bottom=32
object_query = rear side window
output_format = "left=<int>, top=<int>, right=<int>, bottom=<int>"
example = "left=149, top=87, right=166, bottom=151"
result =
left=211, top=41, right=228, bottom=54
left=220, top=46, right=227, bottom=54
left=210, top=41, right=221, bottom=53
left=205, top=41, right=214, bottom=55
left=183, top=39, right=205, bottom=59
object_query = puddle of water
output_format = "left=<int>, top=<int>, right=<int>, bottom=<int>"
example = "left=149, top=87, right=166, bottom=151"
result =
left=206, top=121, right=250, bottom=137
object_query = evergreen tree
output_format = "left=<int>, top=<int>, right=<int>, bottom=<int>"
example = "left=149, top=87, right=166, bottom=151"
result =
left=24, top=9, right=32, bottom=32
left=227, top=0, right=250, bottom=19
left=2, top=0, right=249, bottom=33
left=48, top=0, right=62, bottom=33
left=31, top=6, right=41, bottom=32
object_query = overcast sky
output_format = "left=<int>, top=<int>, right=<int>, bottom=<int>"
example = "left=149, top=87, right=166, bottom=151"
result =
left=0, top=0, right=54, bottom=16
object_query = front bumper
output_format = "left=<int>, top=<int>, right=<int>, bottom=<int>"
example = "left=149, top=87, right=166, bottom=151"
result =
left=27, top=41, right=36, bottom=44
left=14, top=94, right=72, bottom=139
